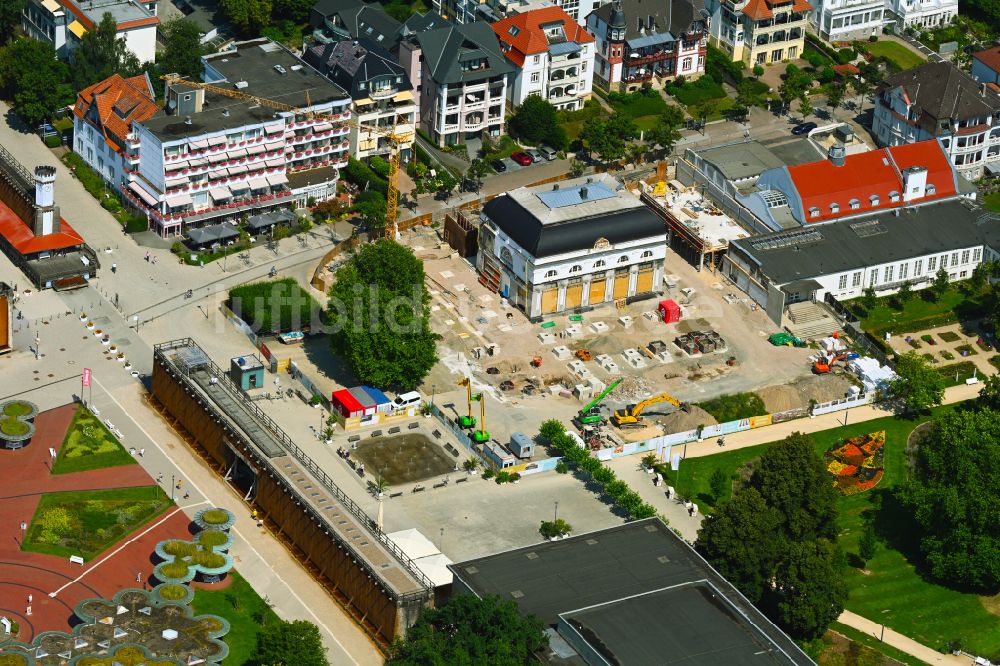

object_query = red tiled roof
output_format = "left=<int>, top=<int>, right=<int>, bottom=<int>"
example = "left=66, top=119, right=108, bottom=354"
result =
left=73, top=73, right=157, bottom=154
left=0, top=198, right=85, bottom=255
left=833, top=63, right=860, bottom=76
left=742, top=0, right=812, bottom=20
left=972, top=45, right=1000, bottom=73
left=492, top=6, right=594, bottom=68
left=787, top=140, right=957, bottom=223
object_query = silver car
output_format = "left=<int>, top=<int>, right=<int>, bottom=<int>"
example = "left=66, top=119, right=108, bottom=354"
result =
left=526, top=149, right=543, bottom=162
left=538, top=145, right=558, bottom=160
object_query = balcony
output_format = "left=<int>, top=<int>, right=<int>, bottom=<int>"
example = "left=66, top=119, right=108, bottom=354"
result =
left=623, top=72, right=654, bottom=84
left=370, top=87, right=395, bottom=99
left=463, top=115, right=484, bottom=130
left=627, top=50, right=671, bottom=66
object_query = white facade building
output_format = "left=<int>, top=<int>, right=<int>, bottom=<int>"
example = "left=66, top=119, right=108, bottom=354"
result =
left=810, top=0, right=886, bottom=41
left=22, top=0, right=158, bottom=63
left=477, top=174, right=667, bottom=318
left=886, top=0, right=957, bottom=29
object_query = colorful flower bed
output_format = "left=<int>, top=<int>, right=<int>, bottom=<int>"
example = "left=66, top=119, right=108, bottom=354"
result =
left=824, top=431, right=885, bottom=495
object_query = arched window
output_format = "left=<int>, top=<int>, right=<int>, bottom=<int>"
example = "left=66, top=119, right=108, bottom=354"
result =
left=569, top=265, right=582, bottom=273
left=641, top=250, right=653, bottom=258
left=594, top=259, right=606, bottom=268
left=618, top=255, right=629, bottom=264
left=500, top=246, right=513, bottom=267
left=544, top=270, right=557, bottom=278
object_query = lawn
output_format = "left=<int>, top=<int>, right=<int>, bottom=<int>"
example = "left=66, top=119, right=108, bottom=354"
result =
left=192, top=571, right=279, bottom=665
left=667, top=76, right=727, bottom=108
left=658, top=404, right=1000, bottom=656
left=228, top=278, right=320, bottom=334
left=863, top=40, right=925, bottom=70
left=935, top=360, right=980, bottom=387
left=607, top=89, right=669, bottom=119
left=985, top=192, right=1000, bottom=213
left=23, top=486, right=172, bottom=561
left=849, top=284, right=991, bottom=336
left=695, top=391, right=767, bottom=423
left=51, top=405, right=136, bottom=474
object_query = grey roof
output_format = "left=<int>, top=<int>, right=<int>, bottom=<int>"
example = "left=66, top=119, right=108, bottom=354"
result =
left=310, top=0, right=402, bottom=45
left=591, top=0, right=706, bottom=42
left=879, top=62, right=1000, bottom=132
left=142, top=39, right=349, bottom=141
left=731, top=200, right=999, bottom=285
left=187, top=222, right=240, bottom=245
left=548, top=41, right=582, bottom=56
left=414, top=23, right=512, bottom=85
left=247, top=208, right=296, bottom=231
left=69, top=0, right=153, bottom=26
left=698, top=141, right=787, bottom=181
left=450, top=519, right=814, bottom=666
left=304, top=39, right=410, bottom=98
left=400, top=10, right=451, bottom=35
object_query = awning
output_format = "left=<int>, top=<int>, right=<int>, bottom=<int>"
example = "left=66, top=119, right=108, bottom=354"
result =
left=313, top=122, right=333, bottom=132
left=264, top=123, right=283, bottom=134
left=248, top=177, right=269, bottom=190
left=67, top=20, right=87, bottom=38
left=266, top=173, right=288, bottom=186
left=227, top=148, right=247, bottom=159
left=209, top=170, right=227, bottom=180
left=167, top=160, right=188, bottom=171
left=129, top=182, right=158, bottom=207
left=265, top=158, right=285, bottom=168
left=41, top=0, right=59, bottom=11
left=165, top=176, right=187, bottom=187
left=246, top=144, right=266, bottom=156
left=986, top=162, right=1000, bottom=176
left=354, top=97, right=374, bottom=106
left=209, top=186, right=231, bottom=201
left=189, top=138, right=209, bottom=150
left=208, top=152, right=227, bottom=164
left=189, top=157, right=208, bottom=167
left=187, top=223, right=239, bottom=245
left=393, top=90, right=414, bottom=103
left=166, top=193, right=193, bottom=207
left=228, top=164, right=248, bottom=175
left=207, top=136, right=226, bottom=146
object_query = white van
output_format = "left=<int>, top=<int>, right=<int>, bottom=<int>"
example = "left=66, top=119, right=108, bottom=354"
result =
left=393, top=391, right=422, bottom=410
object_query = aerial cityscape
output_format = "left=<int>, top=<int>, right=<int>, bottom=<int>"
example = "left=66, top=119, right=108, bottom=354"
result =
left=1, top=0, right=1000, bottom=661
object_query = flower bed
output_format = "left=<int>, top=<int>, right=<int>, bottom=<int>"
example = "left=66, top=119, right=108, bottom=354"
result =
left=825, top=431, right=885, bottom=495
left=194, top=506, right=236, bottom=532
left=154, top=527, right=234, bottom=585
left=153, top=582, right=195, bottom=605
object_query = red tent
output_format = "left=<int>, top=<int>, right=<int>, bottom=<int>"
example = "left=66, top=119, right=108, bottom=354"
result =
left=331, top=389, right=364, bottom=418
left=658, top=299, right=681, bottom=324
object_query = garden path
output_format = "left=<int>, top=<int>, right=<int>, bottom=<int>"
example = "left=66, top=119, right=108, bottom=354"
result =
left=838, top=610, right=967, bottom=665
left=886, top=322, right=998, bottom=379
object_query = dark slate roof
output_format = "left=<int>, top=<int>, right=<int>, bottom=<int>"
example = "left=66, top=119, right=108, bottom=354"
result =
left=400, top=10, right=450, bottom=36
left=309, top=0, right=402, bottom=45
left=879, top=61, right=1000, bottom=132
left=304, top=39, right=410, bottom=98
left=590, top=0, right=707, bottom=40
left=731, top=200, right=998, bottom=285
left=482, top=194, right=665, bottom=258
left=414, top=22, right=512, bottom=85
left=450, top=519, right=815, bottom=666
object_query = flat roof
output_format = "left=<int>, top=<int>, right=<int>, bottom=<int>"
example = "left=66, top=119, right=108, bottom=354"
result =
left=696, top=140, right=786, bottom=181
left=647, top=185, right=751, bottom=250
left=65, top=0, right=154, bottom=26
left=732, top=199, right=998, bottom=285
left=141, top=40, right=348, bottom=142
left=450, top=519, right=814, bottom=665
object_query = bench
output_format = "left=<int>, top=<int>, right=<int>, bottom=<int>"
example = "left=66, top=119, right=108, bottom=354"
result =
left=371, top=430, right=383, bottom=438
left=407, top=422, right=419, bottom=430
left=432, top=430, right=442, bottom=439
left=348, top=435, right=360, bottom=442
left=69, top=555, right=84, bottom=565
left=455, top=477, right=468, bottom=484
left=388, top=427, right=400, bottom=434
left=433, top=482, right=446, bottom=489
left=412, top=485, right=425, bottom=493
left=389, top=492, right=403, bottom=498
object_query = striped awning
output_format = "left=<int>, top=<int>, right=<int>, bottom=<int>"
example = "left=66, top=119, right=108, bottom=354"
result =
left=248, top=177, right=269, bottom=190
left=189, top=138, right=209, bottom=150
left=165, top=176, right=187, bottom=188
left=208, top=152, right=227, bottom=164
left=207, top=135, right=226, bottom=146
left=166, top=193, right=193, bottom=207
left=227, top=148, right=247, bottom=159
left=227, top=164, right=248, bottom=175
left=264, top=123, right=283, bottom=134
left=313, top=122, right=333, bottom=132
left=266, top=173, right=288, bottom=186
left=265, top=158, right=284, bottom=168
left=209, top=186, right=231, bottom=201
left=128, top=182, right=157, bottom=206
left=246, top=144, right=266, bottom=156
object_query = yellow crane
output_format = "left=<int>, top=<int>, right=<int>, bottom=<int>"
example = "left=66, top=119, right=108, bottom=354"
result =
left=611, top=393, right=688, bottom=429
left=160, top=74, right=408, bottom=239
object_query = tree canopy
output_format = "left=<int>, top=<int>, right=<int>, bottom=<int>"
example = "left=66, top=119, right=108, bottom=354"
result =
left=696, top=432, right=846, bottom=639
left=0, top=39, right=74, bottom=127
left=220, top=0, right=273, bottom=36
left=249, top=620, right=329, bottom=666
left=645, top=105, right=685, bottom=154
left=902, top=409, right=1000, bottom=590
left=71, top=12, right=141, bottom=90
left=507, top=95, right=567, bottom=150
left=387, top=594, right=547, bottom=665
left=326, top=240, right=438, bottom=390
left=580, top=113, right=637, bottom=163
left=887, top=351, right=945, bottom=414
left=0, top=0, right=26, bottom=46
left=158, top=19, right=205, bottom=80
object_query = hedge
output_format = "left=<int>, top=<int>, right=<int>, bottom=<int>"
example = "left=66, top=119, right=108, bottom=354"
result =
left=342, top=157, right=388, bottom=194
left=227, top=278, right=319, bottom=333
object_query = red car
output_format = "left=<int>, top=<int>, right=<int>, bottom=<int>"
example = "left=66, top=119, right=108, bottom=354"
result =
left=511, top=151, right=534, bottom=166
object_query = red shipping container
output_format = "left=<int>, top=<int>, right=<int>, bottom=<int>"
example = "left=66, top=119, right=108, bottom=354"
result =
left=658, top=299, right=681, bottom=324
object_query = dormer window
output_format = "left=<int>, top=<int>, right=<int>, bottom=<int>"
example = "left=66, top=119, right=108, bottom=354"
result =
left=809, top=206, right=820, bottom=218
left=849, top=198, right=860, bottom=210
left=569, top=264, right=582, bottom=273
left=869, top=195, right=879, bottom=206
left=545, top=270, right=557, bottom=278
left=830, top=203, right=840, bottom=214
left=618, top=255, right=629, bottom=263
left=890, top=191, right=900, bottom=202
left=926, top=184, right=936, bottom=195
left=508, top=26, right=520, bottom=36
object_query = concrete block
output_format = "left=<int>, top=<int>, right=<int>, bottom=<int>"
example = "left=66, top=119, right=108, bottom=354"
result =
left=538, top=332, right=556, bottom=344
left=564, top=325, right=581, bottom=338
left=590, top=321, right=610, bottom=334
left=587, top=377, right=606, bottom=394
left=574, top=384, right=594, bottom=400
left=656, top=351, right=672, bottom=364
left=552, top=345, right=571, bottom=360
left=618, top=315, right=634, bottom=329
left=627, top=356, right=647, bottom=369
left=567, top=359, right=586, bottom=373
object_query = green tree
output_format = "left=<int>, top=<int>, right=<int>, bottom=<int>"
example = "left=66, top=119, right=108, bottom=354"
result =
left=850, top=75, right=873, bottom=112
left=249, top=620, right=328, bottom=666
left=158, top=19, right=204, bottom=80
left=893, top=280, right=913, bottom=308
left=902, top=409, right=1000, bottom=590
left=0, top=39, right=74, bottom=128
left=709, top=467, right=729, bottom=502
left=858, top=523, right=877, bottom=564
left=861, top=286, right=877, bottom=310
left=387, top=594, right=547, bottom=665
left=0, top=0, right=26, bottom=46
left=777, top=76, right=806, bottom=115
left=798, top=94, right=813, bottom=118
left=888, top=351, right=945, bottom=414
left=580, top=114, right=636, bottom=164
left=645, top=104, right=684, bottom=154
left=326, top=240, right=438, bottom=390
left=271, top=0, right=312, bottom=22
left=826, top=83, right=845, bottom=114
left=507, top=95, right=567, bottom=149
left=979, top=374, right=1000, bottom=410
left=772, top=539, right=848, bottom=640
left=71, top=13, right=141, bottom=90
left=353, top=195, right=387, bottom=231
left=466, top=158, right=489, bottom=190
left=931, top=267, right=950, bottom=301
left=220, top=0, right=272, bottom=36
left=539, top=519, right=572, bottom=539
left=735, top=78, right=765, bottom=109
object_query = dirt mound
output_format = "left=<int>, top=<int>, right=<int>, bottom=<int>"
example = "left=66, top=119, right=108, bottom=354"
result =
left=656, top=404, right=718, bottom=432
left=759, top=375, right=853, bottom=413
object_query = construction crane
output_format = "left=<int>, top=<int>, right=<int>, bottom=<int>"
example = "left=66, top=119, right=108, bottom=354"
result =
left=612, top=392, right=687, bottom=429
left=576, top=378, right=623, bottom=426
left=160, top=74, right=408, bottom=239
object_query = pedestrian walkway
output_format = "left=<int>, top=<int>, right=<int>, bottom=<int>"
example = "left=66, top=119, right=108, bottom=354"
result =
left=837, top=610, right=969, bottom=665
left=606, top=456, right=701, bottom=541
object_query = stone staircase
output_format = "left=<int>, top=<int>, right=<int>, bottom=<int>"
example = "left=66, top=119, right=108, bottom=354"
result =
left=783, top=301, right=841, bottom=340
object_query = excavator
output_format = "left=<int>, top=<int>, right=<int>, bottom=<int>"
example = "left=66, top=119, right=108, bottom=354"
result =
left=612, top=393, right=688, bottom=429
left=576, top=378, right=623, bottom=425
left=813, top=354, right=849, bottom=374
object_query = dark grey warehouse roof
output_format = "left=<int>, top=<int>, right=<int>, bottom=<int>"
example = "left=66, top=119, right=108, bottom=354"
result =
left=731, top=200, right=1000, bottom=285
left=482, top=194, right=665, bottom=258
left=450, top=519, right=814, bottom=666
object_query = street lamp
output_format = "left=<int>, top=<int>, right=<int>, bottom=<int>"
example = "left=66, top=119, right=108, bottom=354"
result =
left=34, top=332, right=39, bottom=360
left=554, top=501, right=559, bottom=523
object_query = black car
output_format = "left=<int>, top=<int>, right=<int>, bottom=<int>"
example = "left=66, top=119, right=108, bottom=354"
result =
left=791, top=121, right=817, bottom=135
left=490, top=159, right=507, bottom=172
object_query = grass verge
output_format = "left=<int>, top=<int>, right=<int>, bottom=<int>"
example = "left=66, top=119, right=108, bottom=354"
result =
left=52, top=405, right=136, bottom=474
left=696, top=392, right=767, bottom=423
left=192, top=571, right=279, bottom=665
left=862, top=40, right=926, bottom=70
left=849, top=284, right=990, bottom=337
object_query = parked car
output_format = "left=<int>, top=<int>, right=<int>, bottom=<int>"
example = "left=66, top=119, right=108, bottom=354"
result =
left=511, top=151, right=534, bottom=166
left=538, top=145, right=558, bottom=161
left=791, top=121, right=817, bottom=135
left=526, top=149, right=543, bottom=162
left=490, top=159, right=507, bottom=172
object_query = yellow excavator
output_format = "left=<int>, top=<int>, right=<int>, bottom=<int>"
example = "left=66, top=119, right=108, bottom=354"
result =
left=612, top=393, right=687, bottom=429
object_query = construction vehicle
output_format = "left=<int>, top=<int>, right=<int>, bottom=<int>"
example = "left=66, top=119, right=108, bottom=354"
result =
left=458, top=378, right=477, bottom=428
left=612, top=392, right=687, bottom=429
left=768, top=332, right=806, bottom=348
left=160, top=75, right=411, bottom=240
left=813, top=354, right=848, bottom=374
left=575, top=349, right=592, bottom=362
left=577, top=378, right=623, bottom=425
left=530, top=356, right=543, bottom=368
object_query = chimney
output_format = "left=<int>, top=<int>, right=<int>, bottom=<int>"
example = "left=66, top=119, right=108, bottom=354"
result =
left=827, top=143, right=846, bottom=167
left=580, top=186, right=589, bottom=199
left=32, top=166, right=60, bottom=236
left=553, top=183, right=560, bottom=190
left=902, top=165, right=928, bottom=202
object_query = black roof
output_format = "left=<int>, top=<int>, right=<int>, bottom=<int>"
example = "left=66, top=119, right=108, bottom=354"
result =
left=590, top=0, right=707, bottom=40
left=309, top=0, right=402, bottom=46
left=413, top=22, right=512, bottom=85
left=878, top=62, right=1000, bottom=133
left=482, top=194, right=665, bottom=258
left=450, top=519, right=814, bottom=666
left=731, top=200, right=999, bottom=285
left=304, top=39, right=410, bottom=99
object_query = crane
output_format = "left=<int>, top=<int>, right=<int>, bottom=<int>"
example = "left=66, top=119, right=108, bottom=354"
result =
left=611, top=393, right=687, bottom=429
left=160, top=74, right=409, bottom=239
left=576, top=378, right=623, bottom=425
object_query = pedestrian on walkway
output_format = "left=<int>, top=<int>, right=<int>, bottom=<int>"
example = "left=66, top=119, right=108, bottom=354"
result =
left=156, top=473, right=163, bottom=482
left=152, top=256, right=157, bottom=265
left=139, top=448, right=145, bottom=457
left=111, top=263, right=117, bottom=273
left=183, top=491, right=190, bottom=499
left=129, top=447, right=136, bottom=455
left=27, top=594, right=32, bottom=604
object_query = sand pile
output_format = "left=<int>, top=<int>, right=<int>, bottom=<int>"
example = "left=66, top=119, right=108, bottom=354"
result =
left=758, top=375, right=853, bottom=413
left=656, top=404, right=718, bottom=432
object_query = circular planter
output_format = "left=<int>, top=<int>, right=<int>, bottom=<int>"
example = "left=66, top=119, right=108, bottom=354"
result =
left=93, top=329, right=102, bottom=337
left=79, top=313, right=88, bottom=322
left=0, top=400, right=38, bottom=421
left=154, top=560, right=196, bottom=585
left=194, top=507, right=236, bottom=532
left=86, top=322, right=95, bottom=329
left=198, top=528, right=233, bottom=553
left=152, top=582, right=195, bottom=606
